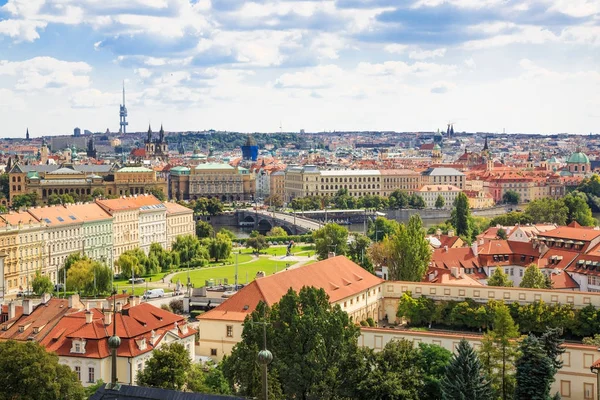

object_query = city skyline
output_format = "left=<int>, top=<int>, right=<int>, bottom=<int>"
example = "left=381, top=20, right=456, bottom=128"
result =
left=0, top=0, right=599, bottom=136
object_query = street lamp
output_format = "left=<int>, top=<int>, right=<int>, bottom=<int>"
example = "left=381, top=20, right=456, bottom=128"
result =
left=254, top=320, right=272, bottom=400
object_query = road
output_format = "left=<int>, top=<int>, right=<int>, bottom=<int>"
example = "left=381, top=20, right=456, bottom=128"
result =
left=254, top=209, right=322, bottom=231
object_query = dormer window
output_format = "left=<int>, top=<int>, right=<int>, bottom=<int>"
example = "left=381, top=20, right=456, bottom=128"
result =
left=136, top=338, right=147, bottom=351
left=70, top=339, right=86, bottom=354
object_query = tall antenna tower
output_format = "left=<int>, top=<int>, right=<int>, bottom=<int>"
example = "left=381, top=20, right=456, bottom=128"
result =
left=119, top=81, right=128, bottom=134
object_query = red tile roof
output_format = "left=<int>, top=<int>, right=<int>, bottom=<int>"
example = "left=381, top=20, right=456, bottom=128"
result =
left=199, top=256, right=383, bottom=322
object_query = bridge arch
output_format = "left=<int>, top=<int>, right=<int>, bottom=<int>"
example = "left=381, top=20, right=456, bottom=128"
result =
left=243, top=215, right=255, bottom=223
left=257, top=219, right=273, bottom=232
left=280, top=225, right=294, bottom=235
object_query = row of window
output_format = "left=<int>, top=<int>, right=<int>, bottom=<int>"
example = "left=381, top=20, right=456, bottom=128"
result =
left=74, top=366, right=95, bottom=383
left=320, top=177, right=380, bottom=183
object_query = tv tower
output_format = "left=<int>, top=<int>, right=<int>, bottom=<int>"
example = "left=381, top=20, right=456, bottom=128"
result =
left=119, top=81, right=128, bottom=134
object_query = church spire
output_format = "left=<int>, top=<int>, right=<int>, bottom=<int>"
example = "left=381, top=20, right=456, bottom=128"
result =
left=147, top=124, right=152, bottom=143
left=483, top=135, right=488, bottom=151
left=26, top=128, right=30, bottom=140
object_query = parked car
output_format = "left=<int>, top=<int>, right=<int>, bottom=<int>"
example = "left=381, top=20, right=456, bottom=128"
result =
left=143, top=288, right=164, bottom=299
left=128, top=278, right=145, bottom=284
left=54, top=283, right=65, bottom=292
left=16, top=290, right=34, bottom=297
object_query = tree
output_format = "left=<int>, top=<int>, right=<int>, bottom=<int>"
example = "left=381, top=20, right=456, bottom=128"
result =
left=496, top=228, right=507, bottom=240
left=264, top=194, right=283, bottom=208
left=396, top=292, right=437, bottom=327
left=490, top=212, right=533, bottom=227
left=450, top=192, right=472, bottom=238
left=389, top=189, right=410, bottom=209
left=514, top=335, right=555, bottom=400
left=354, top=340, right=424, bottom=400
left=196, top=220, right=214, bottom=238
left=91, top=188, right=105, bottom=198
left=441, top=339, right=492, bottom=400
left=573, top=304, right=600, bottom=337
left=387, top=215, right=431, bottom=281
left=0, top=173, right=9, bottom=199
left=368, top=216, right=399, bottom=242
left=146, top=186, right=166, bottom=201
left=208, top=232, right=232, bottom=262
left=172, top=235, right=207, bottom=266
left=218, top=228, right=236, bottom=240
left=222, top=287, right=360, bottom=399
left=347, top=234, right=373, bottom=273
left=187, top=363, right=231, bottom=395
left=67, top=259, right=112, bottom=295
left=206, top=197, right=224, bottom=216
left=312, top=223, right=349, bottom=259
left=503, top=190, right=520, bottom=205
left=137, top=343, right=191, bottom=390
left=525, top=198, right=568, bottom=225
left=266, top=226, right=287, bottom=237
left=169, top=299, right=184, bottom=314
left=115, top=253, right=145, bottom=278
left=246, top=234, right=269, bottom=254
left=32, top=270, right=54, bottom=295
left=488, top=268, right=513, bottom=287
left=0, top=340, right=85, bottom=400
left=417, top=343, right=453, bottom=400
left=435, top=194, right=446, bottom=209
left=479, top=303, right=520, bottom=400
left=563, top=191, right=596, bottom=226
left=410, top=194, right=426, bottom=209
left=11, top=192, right=38, bottom=209
left=520, top=264, right=549, bottom=289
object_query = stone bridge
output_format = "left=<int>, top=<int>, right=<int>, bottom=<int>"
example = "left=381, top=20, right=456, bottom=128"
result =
left=236, top=210, right=322, bottom=235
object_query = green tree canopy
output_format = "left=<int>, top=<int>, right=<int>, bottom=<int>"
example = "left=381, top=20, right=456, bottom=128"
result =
left=387, top=215, right=431, bottom=281
left=137, top=343, right=191, bottom=390
left=222, top=287, right=360, bottom=399
left=11, top=193, right=39, bottom=210
left=488, top=268, right=513, bottom=287
left=490, top=212, right=533, bottom=227
left=0, top=340, right=85, bottom=400
left=312, top=223, right=348, bottom=259
left=520, top=264, right=550, bottom=289
left=441, top=339, right=492, bottom=400
left=206, top=198, right=224, bottom=216
left=503, top=190, right=520, bottom=205
left=417, top=343, right=453, bottom=400
left=32, top=270, right=54, bottom=295
left=246, top=234, right=269, bottom=254
left=435, top=194, right=446, bottom=209
left=450, top=192, right=472, bottom=238
left=207, top=232, right=232, bottom=262
left=146, top=186, right=166, bottom=201
left=266, top=226, right=287, bottom=237
left=563, top=191, right=596, bottom=226
left=514, top=335, right=555, bottom=400
left=525, top=198, right=568, bottom=225
left=196, top=220, right=214, bottom=238
left=347, top=234, right=373, bottom=273
left=368, top=216, right=399, bottom=242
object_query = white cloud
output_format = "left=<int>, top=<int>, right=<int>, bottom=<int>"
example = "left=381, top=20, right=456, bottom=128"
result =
left=384, top=44, right=408, bottom=54
left=464, top=58, right=476, bottom=69
left=70, top=88, right=117, bottom=109
left=0, top=19, right=47, bottom=42
left=274, top=64, right=345, bottom=89
left=0, top=57, right=92, bottom=91
left=409, top=48, right=447, bottom=60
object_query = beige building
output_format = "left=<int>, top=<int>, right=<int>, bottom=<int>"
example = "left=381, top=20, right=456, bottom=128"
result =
left=27, top=205, right=84, bottom=285
left=164, top=202, right=195, bottom=250
left=284, top=165, right=321, bottom=201
left=380, top=169, right=421, bottom=196
left=417, top=185, right=461, bottom=209
left=270, top=171, right=285, bottom=201
left=197, top=256, right=383, bottom=360
left=421, top=167, right=465, bottom=189
left=318, top=169, right=381, bottom=198
left=464, top=190, right=495, bottom=209
left=169, top=163, right=255, bottom=202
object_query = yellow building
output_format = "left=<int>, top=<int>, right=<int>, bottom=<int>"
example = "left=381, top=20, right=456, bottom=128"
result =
left=269, top=171, right=285, bottom=201
left=96, top=197, right=140, bottom=269
left=0, top=211, right=45, bottom=295
left=284, top=165, right=321, bottom=201
left=169, top=163, right=255, bottom=201
left=417, top=185, right=461, bottom=209
left=318, top=169, right=381, bottom=198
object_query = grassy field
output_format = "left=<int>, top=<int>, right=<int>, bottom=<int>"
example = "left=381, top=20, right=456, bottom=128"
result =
left=238, top=245, right=315, bottom=257
left=172, top=257, right=298, bottom=287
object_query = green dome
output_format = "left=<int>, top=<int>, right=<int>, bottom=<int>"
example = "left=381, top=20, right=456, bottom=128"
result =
left=433, top=144, right=441, bottom=150
left=567, top=151, right=589, bottom=164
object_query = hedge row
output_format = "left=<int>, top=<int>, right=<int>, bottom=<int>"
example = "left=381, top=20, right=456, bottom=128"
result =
left=235, top=234, right=313, bottom=245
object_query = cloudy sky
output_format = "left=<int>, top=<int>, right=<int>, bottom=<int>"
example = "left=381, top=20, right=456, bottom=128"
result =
left=0, top=0, right=599, bottom=136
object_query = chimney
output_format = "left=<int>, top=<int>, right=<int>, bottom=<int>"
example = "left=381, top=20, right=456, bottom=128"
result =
left=8, top=302, right=15, bottom=320
left=85, top=310, right=93, bottom=324
left=104, top=311, right=112, bottom=326
left=115, top=302, right=122, bottom=312
left=128, top=296, right=139, bottom=307
left=41, top=293, right=51, bottom=304
left=68, top=294, right=80, bottom=308
left=451, top=267, right=460, bottom=278
left=22, top=299, right=33, bottom=316
left=448, top=229, right=454, bottom=237
left=328, top=252, right=336, bottom=258
left=471, top=240, right=478, bottom=257
left=444, top=245, right=448, bottom=252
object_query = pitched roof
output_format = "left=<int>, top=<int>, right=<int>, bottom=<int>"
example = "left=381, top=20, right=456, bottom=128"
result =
left=430, top=247, right=480, bottom=270
left=164, top=202, right=193, bottom=215
left=199, top=256, right=383, bottom=322
left=96, top=194, right=161, bottom=212
left=27, top=205, right=83, bottom=226
left=65, top=203, right=112, bottom=222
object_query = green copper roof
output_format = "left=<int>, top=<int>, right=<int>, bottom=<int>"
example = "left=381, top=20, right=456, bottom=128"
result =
left=194, top=163, right=234, bottom=170
left=567, top=152, right=589, bottom=164
left=171, top=166, right=190, bottom=171
left=433, top=144, right=441, bottom=150
left=118, top=166, right=153, bottom=172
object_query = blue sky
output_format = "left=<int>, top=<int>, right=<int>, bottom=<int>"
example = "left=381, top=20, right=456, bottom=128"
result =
left=0, top=0, right=599, bottom=136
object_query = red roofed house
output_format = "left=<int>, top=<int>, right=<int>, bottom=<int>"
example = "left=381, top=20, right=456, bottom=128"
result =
left=0, top=294, right=195, bottom=387
left=197, top=256, right=383, bottom=360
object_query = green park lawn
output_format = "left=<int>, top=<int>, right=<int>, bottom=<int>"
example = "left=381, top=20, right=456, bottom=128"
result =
left=172, top=257, right=298, bottom=287
left=238, top=244, right=315, bottom=257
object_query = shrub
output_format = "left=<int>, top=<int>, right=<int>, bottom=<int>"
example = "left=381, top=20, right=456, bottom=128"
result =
left=169, top=299, right=184, bottom=314
left=366, top=317, right=376, bottom=327
left=360, top=320, right=368, bottom=326
left=161, top=304, right=172, bottom=313
left=190, top=310, right=204, bottom=320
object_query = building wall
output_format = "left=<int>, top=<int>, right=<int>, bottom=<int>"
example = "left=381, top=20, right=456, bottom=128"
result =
left=166, top=211, right=194, bottom=250
left=44, top=223, right=83, bottom=284
left=81, top=220, right=114, bottom=268
left=360, top=327, right=600, bottom=400
left=110, top=210, right=140, bottom=268
left=139, top=208, right=167, bottom=254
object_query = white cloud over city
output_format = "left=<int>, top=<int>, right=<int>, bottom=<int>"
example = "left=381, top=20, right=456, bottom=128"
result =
left=0, top=0, right=598, bottom=135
